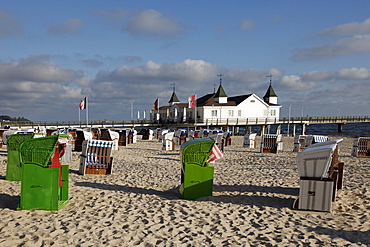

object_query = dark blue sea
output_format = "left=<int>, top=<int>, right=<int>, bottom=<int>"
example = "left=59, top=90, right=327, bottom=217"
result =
left=238, top=122, right=370, bottom=137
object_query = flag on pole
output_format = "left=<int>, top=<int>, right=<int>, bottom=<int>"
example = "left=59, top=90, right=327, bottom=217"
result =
left=207, top=144, right=223, bottom=163
left=153, top=98, right=158, bottom=111
left=188, top=94, right=196, bottom=108
left=79, top=97, right=86, bottom=110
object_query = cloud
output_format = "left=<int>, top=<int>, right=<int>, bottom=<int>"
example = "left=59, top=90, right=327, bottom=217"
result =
left=121, top=9, right=187, bottom=38
left=48, top=18, right=84, bottom=34
left=318, top=18, right=370, bottom=36
left=278, top=75, right=317, bottom=91
left=240, top=19, right=256, bottom=30
left=338, top=67, right=370, bottom=80
left=292, top=34, right=370, bottom=60
left=97, top=59, right=219, bottom=84
left=0, top=55, right=82, bottom=83
left=0, top=10, right=22, bottom=38
left=82, top=59, right=104, bottom=68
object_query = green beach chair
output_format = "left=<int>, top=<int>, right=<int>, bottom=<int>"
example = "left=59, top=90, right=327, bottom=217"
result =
left=18, top=135, right=70, bottom=211
left=179, top=137, right=216, bottom=200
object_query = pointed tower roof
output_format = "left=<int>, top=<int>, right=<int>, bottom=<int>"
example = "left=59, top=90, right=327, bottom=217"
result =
left=215, top=83, right=228, bottom=98
left=263, top=84, right=277, bottom=98
left=168, top=91, right=180, bottom=103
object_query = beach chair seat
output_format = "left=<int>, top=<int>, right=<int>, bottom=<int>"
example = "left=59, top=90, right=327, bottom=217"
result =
left=79, top=140, right=114, bottom=175
left=243, top=133, right=257, bottom=148
left=260, top=134, right=282, bottom=153
left=352, top=137, right=370, bottom=157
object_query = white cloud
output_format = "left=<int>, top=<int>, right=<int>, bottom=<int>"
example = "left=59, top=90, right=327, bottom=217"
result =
left=292, top=34, right=370, bottom=60
left=121, top=9, right=187, bottom=38
left=48, top=18, right=84, bottom=34
left=278, top=75, right=317, bottom=91
left=318, top=18, right=370, bottom=36
left=338, top=67, right=370, bottom=80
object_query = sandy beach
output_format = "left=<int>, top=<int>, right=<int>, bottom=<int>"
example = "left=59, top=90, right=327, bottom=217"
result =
left=1, top=135, right=370, bottom=246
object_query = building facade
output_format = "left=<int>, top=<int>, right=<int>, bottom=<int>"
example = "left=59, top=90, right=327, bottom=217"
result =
left=152, top=81, right=281, bottom=124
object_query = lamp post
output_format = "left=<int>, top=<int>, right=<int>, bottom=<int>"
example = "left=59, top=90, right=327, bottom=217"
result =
left=287, top=104, right=291, bottom=136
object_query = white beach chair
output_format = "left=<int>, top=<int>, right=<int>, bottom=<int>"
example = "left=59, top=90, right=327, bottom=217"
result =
left=162, top=132, right=175, bottom=151
left=79, top=140, right=114, bottom=175
left=293, top=135, right=307, bottom=152
left=294, top=139, right=344, bottom=212
left=243, top=133, right=257, bottom=148
left=260, top=134, right=282, bottom=153
left=352, top=137, right=370, bottom=157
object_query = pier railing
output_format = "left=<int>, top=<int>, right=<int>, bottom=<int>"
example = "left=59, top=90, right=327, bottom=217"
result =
left=2, top=115, right=370, bottom=129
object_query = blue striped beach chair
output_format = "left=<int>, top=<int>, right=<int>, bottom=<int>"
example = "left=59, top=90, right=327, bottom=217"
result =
left=79, top=140, right=114, bottom=175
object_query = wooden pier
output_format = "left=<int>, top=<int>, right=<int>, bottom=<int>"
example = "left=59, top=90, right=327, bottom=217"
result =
left=2, top=116, right=370, bottom=136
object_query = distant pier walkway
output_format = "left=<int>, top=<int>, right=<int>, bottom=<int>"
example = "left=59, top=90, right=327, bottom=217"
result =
left=3, top=116, right=370, bottom=136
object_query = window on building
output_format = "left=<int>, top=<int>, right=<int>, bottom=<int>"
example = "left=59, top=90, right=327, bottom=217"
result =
left=211, top=110, right=217, bottom=117
left=270, top=110, right=276, bottom=116
left=237, top=110, right=242, bottom=117
left=228, top=110, right=234, bottom=117
left=250, top=100, right=255, bottom=103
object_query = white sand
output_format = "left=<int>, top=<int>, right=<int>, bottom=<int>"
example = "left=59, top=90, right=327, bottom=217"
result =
left=0, top=136, right=370, bottom=246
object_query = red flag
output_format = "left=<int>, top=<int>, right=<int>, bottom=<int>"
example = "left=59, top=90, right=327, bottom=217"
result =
left=188, top=94, right=196, bottom=108
left=153, top=98, right=158, bottom=111
left=207, top=144, right=223, bottom=163
left=79, top=97, right=86, bottom=110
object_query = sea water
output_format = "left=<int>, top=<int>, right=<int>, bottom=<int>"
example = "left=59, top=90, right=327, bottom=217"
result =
left=237, top=122, right=370, bottom=137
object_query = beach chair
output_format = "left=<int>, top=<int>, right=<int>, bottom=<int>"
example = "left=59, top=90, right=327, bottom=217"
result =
left=74, top=129, right=93, bottom=151
left=223, top=131, right=232, bottom=146
left=293, top=135, right=308, bottom=152
left=18, top=135, right=69, bottom=210
left=5, top=133, right=35, bottom=181
left=294, top=139, right=344, bottom=212
left=305, top=135, right=329, bottom=148
left=100, top=128, right=119, bottom=150
left=127, top=129, right=137, bottom=144
left=116, top=129, right=129, bottom=146
left=141, top=129, right=150, bottom=140
left=352, top=137, right=370, bottom=157
left=174, top=129, right=187, bottom=146
left=260, top=134, right=283, bottom=153
left=79, top=140, right=114, bottom=175
left=162, top=132, right=175, bottom=151
left=180, top=138, right=222, bottom=200
left=243, top=133, right=257, bottom=148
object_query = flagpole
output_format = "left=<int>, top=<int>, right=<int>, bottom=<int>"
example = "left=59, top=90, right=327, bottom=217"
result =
left=79, top=106, right=81, bottom=127
left=86, top=96, right=89, bottom=127
left=195, top=93, right=197, bottom=129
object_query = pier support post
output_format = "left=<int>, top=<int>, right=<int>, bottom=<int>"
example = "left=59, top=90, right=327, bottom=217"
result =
left=276, top=124, right=281, bottom=135
left=300, top=124, right=306, bottom=135
left=292, top=124, right=296, bottom=137
left=261, top=125, right=266, bottom=136
left=337, top=123, right=345, bottom=132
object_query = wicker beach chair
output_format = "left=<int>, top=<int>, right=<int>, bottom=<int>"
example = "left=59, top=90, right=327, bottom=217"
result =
left=260, top=134, right=283, bottom=153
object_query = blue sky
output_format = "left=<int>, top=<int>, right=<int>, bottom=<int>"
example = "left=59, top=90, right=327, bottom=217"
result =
left=1, top=0, right=370, bottom=121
